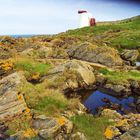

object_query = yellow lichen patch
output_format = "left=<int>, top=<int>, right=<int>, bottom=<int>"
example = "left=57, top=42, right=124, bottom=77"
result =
left=115, top=119, right=128, bottom=127
left=104, top=127, right=114, bottom=139
left=24, top=108, right=31, bottom=115
left=22, top=128, right=38, bottom=138
left=0, top=59, right=14, bottom=71
left=31, top=73, right=40, bottom=80
left=17, top=94, right=23, bottom=101
left=57, top=117, right=67, bottom=126
left=104, top=126, right=121, bottom=139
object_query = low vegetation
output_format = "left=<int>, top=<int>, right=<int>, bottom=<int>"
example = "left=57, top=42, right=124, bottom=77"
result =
left=65, top=16, right=140, bottom=50
left=14, top=58, right=51, bottom=82
left=71, top=114, right=114, bottom=140
left=22, top=81, right=79, bottom=116
left=99, top=68, right=140, bottom=84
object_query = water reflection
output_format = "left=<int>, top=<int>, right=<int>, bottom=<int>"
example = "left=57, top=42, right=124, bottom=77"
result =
left=136, top=62, right=140, bottom=66
left=84, top=90, right=134, bottom=114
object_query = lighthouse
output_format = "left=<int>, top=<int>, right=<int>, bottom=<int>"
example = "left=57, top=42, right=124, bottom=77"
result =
left=78, top=10, right=96, bottom=28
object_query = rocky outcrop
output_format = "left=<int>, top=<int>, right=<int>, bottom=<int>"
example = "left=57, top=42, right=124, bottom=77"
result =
left=102, top=109, right=140, bottom=140
left=32, top=115, right=73, bottom=139
left=0, top=72, right=27, bottom=120
left=121, top=49, right=139, bottom=65
left=67, top=43, right=123, bottom=67
left=118, top=127, right=140, bottom=140
left=47, top=60, right=96, bottom=92
left=96, top=74, right=140, bottom=97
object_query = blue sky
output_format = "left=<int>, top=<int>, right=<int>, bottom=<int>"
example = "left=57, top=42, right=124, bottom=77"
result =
left=0, top=0, right=140, bottom=35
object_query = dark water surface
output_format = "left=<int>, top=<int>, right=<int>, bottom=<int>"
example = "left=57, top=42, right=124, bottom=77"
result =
left=84, top=90, right=134, bottom=114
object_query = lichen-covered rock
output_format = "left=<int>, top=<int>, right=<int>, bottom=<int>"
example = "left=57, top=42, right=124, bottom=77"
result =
left=102, top=109, right=140, bottom=140
left=0, top=59, right=14, bottom=78
left=67, top=43, right=123, bottom=67
left=48, top=60, right=96, bottom=91
left=0, top=72, right=27, bottom=120
left=117, top=126, right=140, bottom=140
left=32, top=115, right=73, bottom=139
left=104, top=126, right=121, bottom=139
left=70, top=132, right=87, bottom=140
left=121, top=49, right=139, bottom=64
left=101, top=109, right=123, bottom=120
left=103, top=83, right=131, bottom=97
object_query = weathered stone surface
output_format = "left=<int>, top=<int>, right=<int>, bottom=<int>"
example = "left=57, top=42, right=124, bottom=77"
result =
left=0, top=72, right=27, bottom=120
left=102, top=109, right=140, bottom=140
left=67, top=43, right=123, bottom=67
left=32, top=115, right=73, bottom=139
left=121, top=49, right=139, bottom=64
left=95, top=74, right=138, bottom=97
left=104, top=126, right=121, bottom=139
left=103, top=83, right=131, bottom=97
left=118, top=126, right=140, bottom=140
left=48, top=60, right=96, bottom=91
left=70, top=132, right=87, bottom=140
left=101, top=109, right=123, bottom=120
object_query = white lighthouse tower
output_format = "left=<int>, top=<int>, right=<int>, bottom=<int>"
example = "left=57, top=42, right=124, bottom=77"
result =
left=78, top=10, right=95, bottom=28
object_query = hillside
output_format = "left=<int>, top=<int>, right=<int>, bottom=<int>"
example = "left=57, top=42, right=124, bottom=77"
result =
left=64, top=15, right=140, bottom=50
left=0, top=16, right=140, bottom=140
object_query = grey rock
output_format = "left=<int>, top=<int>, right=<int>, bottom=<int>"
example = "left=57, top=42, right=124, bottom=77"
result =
left=0, top=72, right=27, bottom=120
left=67, top=43, right=123, bottom=67
left=121, top=49, right=139, bottom=64
left=119, top=126, right=140, bottom=140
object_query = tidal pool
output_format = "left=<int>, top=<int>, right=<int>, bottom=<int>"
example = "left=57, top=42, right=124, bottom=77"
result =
left=84, top=90, right=134, bottom=114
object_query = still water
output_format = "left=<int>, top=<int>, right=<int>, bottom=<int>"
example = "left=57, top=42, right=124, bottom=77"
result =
left=84, top=90, right=134, bottom=114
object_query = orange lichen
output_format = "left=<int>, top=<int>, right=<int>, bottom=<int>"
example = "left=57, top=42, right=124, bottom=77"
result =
left=0, top=60, right=14, bottom=71
left=24, top=108, right=31, bottom=115
left=17, top=94, right=23, bottom=100
left=104, top=127, right=114, bottom=139
left=31, top=73, right=40, bottom=80
left=22, top=128, right=38, bottom=138
left=57, top=117, right=66, bottom=126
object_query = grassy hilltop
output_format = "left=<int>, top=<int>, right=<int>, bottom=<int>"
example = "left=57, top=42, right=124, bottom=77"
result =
left=63, top=15, right=140, bottom=50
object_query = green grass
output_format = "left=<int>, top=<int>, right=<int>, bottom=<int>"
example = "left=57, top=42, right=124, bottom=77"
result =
left=99, top=68, right=140, bottom=84
left=71, top=114, right=114, bottom=140
left=22, top=81, right=79, bottom=116
left=15, top=60, right=51, bottom=77
left=65, top=16, right=140, bottom=50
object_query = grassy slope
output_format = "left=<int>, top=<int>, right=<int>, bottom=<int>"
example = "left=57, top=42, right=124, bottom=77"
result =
left=64, top=15, right=140, bottom=50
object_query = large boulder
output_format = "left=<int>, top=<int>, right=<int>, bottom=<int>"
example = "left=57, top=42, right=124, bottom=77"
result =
left=0, top=72, right=27, bottom=120
left=67, top=43, right=123, bottom=67
left=47, top=60, right=96, bottom=92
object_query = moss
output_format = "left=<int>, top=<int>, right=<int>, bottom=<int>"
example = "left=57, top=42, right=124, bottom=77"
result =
left=71, top=114, right=114, bottom=140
